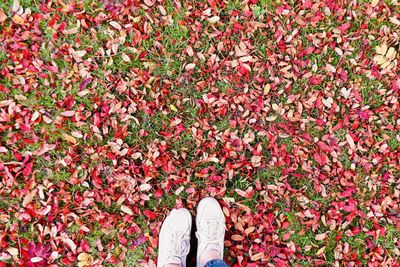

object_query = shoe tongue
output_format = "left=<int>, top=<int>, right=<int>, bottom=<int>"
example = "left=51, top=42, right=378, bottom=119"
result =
left=165, top=256, right=182, bottom=266
left=206, top=221, right=221, bottom=239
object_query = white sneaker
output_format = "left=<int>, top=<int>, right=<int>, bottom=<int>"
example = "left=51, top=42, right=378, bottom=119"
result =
left=157, top=208, right=192, bottom=267
left=196, top=197, right=226, bottom=266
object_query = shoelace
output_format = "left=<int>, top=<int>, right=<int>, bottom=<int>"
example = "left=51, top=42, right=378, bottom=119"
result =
left=166, top=230, right=190, bottom=264
left=196, top=219, right=223, bottom=255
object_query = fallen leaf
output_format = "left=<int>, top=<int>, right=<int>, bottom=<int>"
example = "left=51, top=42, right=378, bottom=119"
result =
left=322, top=97, right=333, bottom=108
left=341, top=87, right=351, bottom=99
left=371, top=0, right=379, bottom=7
left=62, top=133, right=77, bottom=144
left=61, top=110, right=75, bottom=117
left=315, top=233, right=327, bottom=241
left=110, top=21, right=122, bottom=30
left=185, top=63, right=196, bottom=71
left=374, top=44, right=397, bottom=70
left=77, top=252, right=93, bottom=267
left=11, top=0, right=23, bottom=14
left=12, top=15, right=24, bottom=24
left=6, top=248, right=18, bottom=256
left=231, top=235, right=245, bottom=241
left=0, top=9, right=7, bottom=22
left=31, top=257, right=43, bottom=263
left=316, top=246, right=326, bottom=256
left=122, top=53, right=130, bottom=62
left=121, top=205, right=134, bottom=215
left=144, top=0, right=156, bottom=6
left=251, top=252, right=264, bottom=261
left=208, top=16, right=220, bottom=24
left=346, top=133, right=355, bottom=150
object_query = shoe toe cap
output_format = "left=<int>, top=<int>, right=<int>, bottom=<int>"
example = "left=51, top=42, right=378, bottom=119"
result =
left=197, top=197, right=224, bottom=220
left=169, top=208, right=192, bottom=229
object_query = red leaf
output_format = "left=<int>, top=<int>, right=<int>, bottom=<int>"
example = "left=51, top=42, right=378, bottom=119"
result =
left=310, top=76, right=322, bottom=86
left=359, top=110, right=370, bottom=121
left=314, top=152, right=327, bottom=166
left=317, top=141, right=333, bottom=152
left=343, top=199, right=357, bottom=212
left=237, top=64, right=250, bottom=76
left=144, top=210, right=157, bottom=220
left=302, top=47, right=315, bottom=57
left=23, top=162, right=33, bottom=176
left=340, top=70, right=348, bottom=81
left=341, top=188, right=356, bottom=198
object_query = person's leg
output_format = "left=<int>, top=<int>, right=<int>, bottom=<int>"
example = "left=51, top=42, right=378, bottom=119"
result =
left=199, top=250, right=223, bottom=266
left=157, top=208, right=192, bottom=267
left=203, top=259, right=229, bottom=267
left=196, top=197, right=228, bottom=267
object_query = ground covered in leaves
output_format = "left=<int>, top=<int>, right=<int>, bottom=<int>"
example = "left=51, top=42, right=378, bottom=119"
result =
left=0, top=0, right=400, bottom=266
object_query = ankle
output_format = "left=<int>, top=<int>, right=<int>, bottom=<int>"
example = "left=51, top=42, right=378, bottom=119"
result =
left=199, top=248, right=221, bottom=267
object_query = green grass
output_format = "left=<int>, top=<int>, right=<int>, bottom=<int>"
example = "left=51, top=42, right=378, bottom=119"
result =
left=1, top=0, right=399, bottom=265
left=147, top=193, right=177, bottom=210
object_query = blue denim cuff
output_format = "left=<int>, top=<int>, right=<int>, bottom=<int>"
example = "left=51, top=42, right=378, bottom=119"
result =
left=204, top=259, right=229, bottom=267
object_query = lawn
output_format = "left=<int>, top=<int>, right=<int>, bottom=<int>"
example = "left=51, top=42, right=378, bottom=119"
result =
left=0, top=0, right=399, bottom=266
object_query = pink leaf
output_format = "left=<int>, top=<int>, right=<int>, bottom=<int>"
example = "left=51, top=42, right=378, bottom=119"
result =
left=61, top=110, right=75, bottom=117
left=346, top=134, right=355, bottom=150
left=339, top=22, right=351, bottom=32
left=315, top=233, right=327, bottom=241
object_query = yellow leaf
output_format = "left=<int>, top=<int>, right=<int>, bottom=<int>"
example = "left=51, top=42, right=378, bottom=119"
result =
left=231, top=234, right=245, bottom=241
left=385, top=62, right=395, bottom=70
left=12, top=15, right=24, bottom=25
left=371, top=0, right=379, bottom=7
left=386, top=47, right=397, bottom=61
left=62, top=133, right=77, bottom=144
left=376, top=44, right=387, bottom=55
left=316, top=246, right=326, bottom=256
left=170, top=104, right=178, bottom=112
left=78, top=253, right=89, bottom=261
left=77, top=252, right=93, bottom=267
left=380, top=60, right=392, bottom=69
left=263, top=84, right=270, bottom=95
left=373, top=55, right=386, bottom=64
left=132, top=16, right=141, bottom=23
left=251, top=252, right=264, bottom=261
